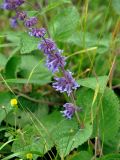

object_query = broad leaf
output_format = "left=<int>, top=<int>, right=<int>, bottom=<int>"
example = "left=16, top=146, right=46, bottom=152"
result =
left=6, top=96, right=49, bottom=127
left=12, top=124, right=53, bottom=159
left=20, top=33, right=39, bottom=54
left=77, top=76, right=108, bottom=93
left=77, top=88, right=119, bottom=142
left=12, top=112, right=92, bottom=159
left=5, top=55, right=21, bottom=78
left=0, top=92, right=13, bottom=123
left=53, top=121, right=92, bottom=158
left=50, top=6, right=80, bottom=40
left=96, top=88, right=119, bottom=142
left=19, top=54, right=52, bottom=85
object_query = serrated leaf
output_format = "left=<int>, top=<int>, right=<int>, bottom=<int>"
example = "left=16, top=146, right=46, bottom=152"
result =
left=52, top=120, right=92, bottom=158
left=11, top=112, right=92, bottom=159
left=97, top=88, right=119, bottom=142
left=41, top=113, right=92, bottom=158
left=12, top=124, right=53, bottom=159
left=11, top=112, right=62, bottom=158
left=47, top=113, right=92, bottom=158
left=50, top=6, right=79, bottom=40
left=20, top=33, right=39, bottom=54
left=77, top=76, right=108, bottom=93
left=76, top=88, right=119, bottom=142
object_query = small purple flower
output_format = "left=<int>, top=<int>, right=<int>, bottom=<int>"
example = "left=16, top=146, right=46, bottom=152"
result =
left=53, top=71, right=79, bottom=96
left=2, top=0, right=24, bottom=10
left=38, top=38, right=56, bottom=55
left=15, top=0, right=24, bottom=6
left=24, top=17, right=37, bottom=28
left=16, top=11, right=26, bottom=20
left=10, top=17, right=18, bottom=28
left=46, top=50, right=66, bottom=73
left=29, top=28, right=46, bottom=38
left=61, top=103, right=79, bottom=119
left=2, top=2, right=13, bottom=10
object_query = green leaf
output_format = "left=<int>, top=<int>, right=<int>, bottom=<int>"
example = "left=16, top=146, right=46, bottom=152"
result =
left=0, top=53, right=7, bottom=69
left=41, top=0, right=71, bottom=14
left=42, top=112, right=92, bottom=158
left=20, top=32, right=39, bottom=54
left=68, top=151, right=92, bottom=160
left=77, top=76, right=108, bottom=93
left=95, top=54, right=110, bottom=75
left=5, top=55, right=21, bottom=78
left=1, top=54, right=52, bottom=85
left=50, top=6, right=80, bottom=40
left=0, top=92, right=13, bottom=123
left=19, top=54, right=52, bottom=85
left=11, top=112, right=92, bottom=158
left=112, top=0, right=120, bottom=15
left=58, top=31, right=110, bottom=54
left=1, top=53, right=52, bottom=87
left=52, top=119, right=92, bottom=158
left=0, top=78, right=51, bottom=85
left=6, top=96, right=49, bottom=127
left=99, top=153, right=120, bottom=160
left=76, top=88, right=120, bottom=142
left=0, top=43, right=17, bottom=48
left=2, top=151, right=42, bottom=160
left=11, top=112, right=62, bottom=158
left=96, top=88, right=119, bottom=142
left=27, top=11, right=39, bottom=17
left=5, top=31, right=21, bottom=44
left=76, top=88, right=98, bottom=123
left=11, top=125, right=54, bottom=159
left=103, top=134, right=120, bottom=154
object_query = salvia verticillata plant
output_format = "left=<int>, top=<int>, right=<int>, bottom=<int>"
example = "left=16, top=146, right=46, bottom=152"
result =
left=1, top=0, right=82, bottom=124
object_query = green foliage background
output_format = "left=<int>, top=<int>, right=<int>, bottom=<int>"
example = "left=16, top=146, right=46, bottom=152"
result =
left=0, top=0, right=120, bottom=159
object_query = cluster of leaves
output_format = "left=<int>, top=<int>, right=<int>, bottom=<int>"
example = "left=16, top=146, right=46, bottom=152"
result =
left=0, top=0, right=120, bottom=159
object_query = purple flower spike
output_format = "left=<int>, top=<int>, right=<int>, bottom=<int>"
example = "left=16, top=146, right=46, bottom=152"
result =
left=29, top=28, right=46, bottom=38
left=53, top=71, right=79, bottom=96
left=46, top=50, right=66, bottom=73
left=16, top=11, right=27, bottom=20
left=38, top=38, right=56, bottom=55
left=10, top=17, right=18, bottom=28
left=24, top=17, right=37, bottom=28
left=61, top=103, right=79, bottom=119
